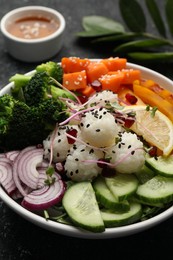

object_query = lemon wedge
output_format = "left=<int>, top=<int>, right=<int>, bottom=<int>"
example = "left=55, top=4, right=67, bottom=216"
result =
left=123, top=105, right=173, bottom=156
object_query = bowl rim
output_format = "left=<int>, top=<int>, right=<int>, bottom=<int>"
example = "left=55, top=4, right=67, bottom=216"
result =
left=0, top=5, right=66, bottom=43
left=0, top=61, right=173, bottom=239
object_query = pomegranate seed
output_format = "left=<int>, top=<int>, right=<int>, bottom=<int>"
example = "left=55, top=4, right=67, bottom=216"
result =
left=66, top=128, right=78, bottom=144
left=78, top=95, right=88, bottom=104
left=125, top=93, right=138, bottom=104
left=149, top=146, right=157, bottom=157
left=91, top=80, right=102, bottom=92
left=124, top=118, right=135, bottom=128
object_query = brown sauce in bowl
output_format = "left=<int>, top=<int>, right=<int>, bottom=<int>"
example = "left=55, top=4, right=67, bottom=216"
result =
left=7, top=16, right=60, bottom=39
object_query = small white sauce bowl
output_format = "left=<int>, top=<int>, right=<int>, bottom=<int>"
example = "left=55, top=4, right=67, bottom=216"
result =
left=0, top=6, right=66, bottom=62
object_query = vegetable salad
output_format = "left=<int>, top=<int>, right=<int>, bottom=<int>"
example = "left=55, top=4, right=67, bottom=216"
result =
left=1, top=57, right=173, bottom=233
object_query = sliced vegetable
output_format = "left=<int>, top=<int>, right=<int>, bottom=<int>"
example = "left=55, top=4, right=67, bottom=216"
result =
left=61, top=57, right=90, bottom=73
left=93, top=176, right=130, bottom=211
left=86, top=62, right=109, bottom=83
left=63, top=70, right=87, bottom=91
left=99, top=71, right=124, bottom=93
left=104, top=173, right=139, bottom=201
left=100, top=201, right=142, bottom=227
left=62, top=182, right=105, bottom=232
left=78, top=85, right=96, bottom=97
left=145, top=154, right=173, bottom=177
left=101, top=57, right=127, bottom=71
left=121, top=69, right=141, bottom=84
left=136, top=175, right=173, bottom=204
left=141, top=80, right=173, bottom=106
left=22, top=172, right=65, bottom=211
left=0, top=157, right=16, bottom=195
left=13, top=146, right=44, bottom=192
left=133, top=81, right=173, bottom=122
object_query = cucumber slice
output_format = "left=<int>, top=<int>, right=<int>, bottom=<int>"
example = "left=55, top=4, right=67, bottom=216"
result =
left=62, top=181, right=105, bottom=232
left=145, top=154, right=173, bottom=177
left=135, top=164, right=155, bottom=184
left=136, top=175, right=173, bottom=204
left=105, top=173, right=138, bottom=201
left=100, top=202, right=142, bottom=228
left=93, top=176, right=130, bottom=212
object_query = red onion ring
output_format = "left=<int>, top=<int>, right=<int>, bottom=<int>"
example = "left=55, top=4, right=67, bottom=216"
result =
left=21, top=172, right=66, bottom=210
left=0, top=157, right=16, bottom=195
left=5, top=150, right=20, bottom=162
left=13, top=146, right=44, bottom=194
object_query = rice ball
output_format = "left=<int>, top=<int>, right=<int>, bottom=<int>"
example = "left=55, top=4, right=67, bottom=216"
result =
left=80, top=107, right=121, bottom=147
left=64, top=144, right=104, bottom=181
left=43, top=125, right=80, bottom=163
left=87, top=90, right=118, bottom=107
left=106, top=131, right=145, bottom=174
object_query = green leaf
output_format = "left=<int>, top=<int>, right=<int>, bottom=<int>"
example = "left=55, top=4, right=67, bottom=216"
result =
left=114, top=39, right=170, bottom=53
left=128, top=52, right=173, bottom=61
left=76, top=30, right=118, bottom=38
left=165, top=0, right=173, bottom=36
left=119, top=0, right=146, bottom=32
left=145, top=0, right=166, bottom=37
left=77, top=16, right=125, bottom=37
left=92, top=32, right=140, bottom=43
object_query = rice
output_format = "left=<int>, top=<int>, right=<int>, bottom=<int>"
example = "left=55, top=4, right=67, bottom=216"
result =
left=64, top=144, right=104, bottom=181
left=43, top=125, right=80, bottom=163
left=80, top=107, right=121, bottom=147
left=87, top=90, right=118, bottom=107
left=106, top=131, right=145, bottom=174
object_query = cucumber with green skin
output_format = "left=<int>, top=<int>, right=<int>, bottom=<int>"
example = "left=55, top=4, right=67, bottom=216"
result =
left=105, top=173, right=139, bottom=201
left=145, top=154, right=173, bottom=177
left=136, top=175, right=173, bottom=204
left=135, top=164, right=155, bottom=184
left=93, top=176, right=130, bottom=211
left=62, top=181, right=105, bottom=233
left=100, top=202, right=142, bottom=228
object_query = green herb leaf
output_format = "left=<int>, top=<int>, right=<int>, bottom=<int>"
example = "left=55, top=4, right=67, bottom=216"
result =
left=46, top=166, right=55, bottom=176
left=119, top=0, right=146, bottom=32
left=114, top=39, right=170, bottom=53
left=165, top=0, right=173, bottom=36
left=145, top=0, right=166, bottom=37
left=76, top=16, right=125, bottom=37
left=128, top=52, right=173, bottom=61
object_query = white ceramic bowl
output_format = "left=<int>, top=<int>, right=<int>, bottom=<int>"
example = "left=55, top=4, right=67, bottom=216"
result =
left=0, top=62, right=173, bottom=239
left=0, top=6, right=66, bottom=62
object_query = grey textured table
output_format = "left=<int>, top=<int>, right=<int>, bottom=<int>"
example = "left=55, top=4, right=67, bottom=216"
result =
left=0, top=0, right=173, bottom=259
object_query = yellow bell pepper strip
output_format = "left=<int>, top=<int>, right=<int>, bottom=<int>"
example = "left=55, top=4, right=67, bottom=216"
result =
left=133, top=81, right=173, bottom=122
left=141, top=80, right=173, bottom=106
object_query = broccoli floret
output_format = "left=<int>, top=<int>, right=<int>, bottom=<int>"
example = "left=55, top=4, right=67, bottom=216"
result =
left=9, top=74, right=32, bottom=101
left=38, top=98, right=67, bottom=129
left=0, top=94, right=68, bottom=151
left=50, top=85, right=76, bottom=100
left=36, top=61, right=63, bottom=83
left=0, top=94, right=15, bottom=135
left=3, top=102, right=46, bottom=151
left=23, top=71, right=51, bottom=106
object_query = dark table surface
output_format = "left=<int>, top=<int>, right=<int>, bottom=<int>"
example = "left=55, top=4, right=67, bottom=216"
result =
left=0, top=0, right=173, bottom=259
